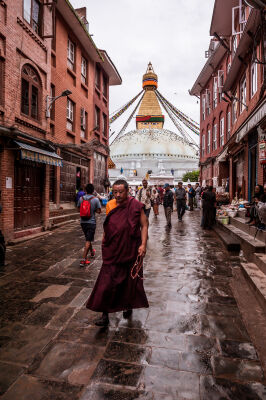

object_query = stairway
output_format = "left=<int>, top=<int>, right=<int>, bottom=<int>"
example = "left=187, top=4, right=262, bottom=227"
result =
left=215, top=213, right=266, bottom=314
left=49, top=208, right=79, bottom=228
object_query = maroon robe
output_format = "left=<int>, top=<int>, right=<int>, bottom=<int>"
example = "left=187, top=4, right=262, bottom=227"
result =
left=86, top=197, right=149, bottom=313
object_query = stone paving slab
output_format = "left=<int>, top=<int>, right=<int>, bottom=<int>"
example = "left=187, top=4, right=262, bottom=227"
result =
left=0, top=213, right=266, bottom=399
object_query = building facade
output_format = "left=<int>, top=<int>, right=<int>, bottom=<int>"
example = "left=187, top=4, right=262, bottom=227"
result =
left=0, top=0, right=121, bottom=241
left=190, top=0, right=266, bottom=201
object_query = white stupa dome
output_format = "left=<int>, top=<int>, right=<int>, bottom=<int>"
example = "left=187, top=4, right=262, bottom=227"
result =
left=111, top=128, right=198, bottom=160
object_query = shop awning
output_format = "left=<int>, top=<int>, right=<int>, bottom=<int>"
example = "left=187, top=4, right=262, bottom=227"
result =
left=15, top=141, right=63, bottom=167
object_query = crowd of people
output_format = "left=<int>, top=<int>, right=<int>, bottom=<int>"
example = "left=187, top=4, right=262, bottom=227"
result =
left=76, top=178, right=222, bottom=326
left=107, top=179, right=217, bottom=228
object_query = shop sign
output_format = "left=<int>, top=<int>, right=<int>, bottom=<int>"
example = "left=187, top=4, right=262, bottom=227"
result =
left=259, top=140, right=266, bottom=164
left=236, top=100, right=266, bottom=143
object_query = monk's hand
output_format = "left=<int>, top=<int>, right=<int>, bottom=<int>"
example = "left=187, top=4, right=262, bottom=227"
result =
left=138, top=244, right=146, bottom=258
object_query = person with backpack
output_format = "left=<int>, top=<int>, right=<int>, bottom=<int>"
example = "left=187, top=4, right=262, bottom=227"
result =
left=188, top=184, right=196, bottom=211
left=77, top=183, right=101, bottom=267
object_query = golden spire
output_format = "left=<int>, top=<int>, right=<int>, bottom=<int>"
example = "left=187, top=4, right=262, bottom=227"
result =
left=136, top=63, right=164, bottom=129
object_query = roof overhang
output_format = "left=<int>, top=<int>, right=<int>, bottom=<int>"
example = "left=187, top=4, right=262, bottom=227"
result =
left=223, top=9, right=261, bottom=91
left=190, top=44, right=227, bottom=96
left=56, top=0, right=103, bottom=62
left=210, top=0, right=239, bottom=36
left=100, top=50, right=122, bottom=86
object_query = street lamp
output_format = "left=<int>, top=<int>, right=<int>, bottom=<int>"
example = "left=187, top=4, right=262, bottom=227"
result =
left=46, top=89, right=72, bottom=118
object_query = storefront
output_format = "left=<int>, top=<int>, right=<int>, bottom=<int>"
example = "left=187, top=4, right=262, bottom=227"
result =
left=0, top=135, right=63, bottom=240
left=60, top=150, right=90, bottom=203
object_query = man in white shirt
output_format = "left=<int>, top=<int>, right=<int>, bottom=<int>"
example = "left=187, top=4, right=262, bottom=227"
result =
left=137, top=179, right=151, bottom=218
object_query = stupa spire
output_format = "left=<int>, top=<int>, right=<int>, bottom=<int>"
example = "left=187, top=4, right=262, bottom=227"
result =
left=136, top=63, right=164, bottom=129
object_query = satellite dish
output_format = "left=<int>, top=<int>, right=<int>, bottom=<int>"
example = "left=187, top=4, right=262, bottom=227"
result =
left=244, top=0, right=265, bottom=10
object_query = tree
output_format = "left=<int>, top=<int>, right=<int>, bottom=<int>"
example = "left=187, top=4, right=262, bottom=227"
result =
left=182, top=170, right=199, bottom=182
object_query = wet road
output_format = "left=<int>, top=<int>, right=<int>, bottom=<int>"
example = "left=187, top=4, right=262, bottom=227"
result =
left=0, top=208, right=266, bottom=399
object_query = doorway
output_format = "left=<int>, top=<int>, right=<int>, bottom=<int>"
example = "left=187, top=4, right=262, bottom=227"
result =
left=14, top=160, right=43, bottom=230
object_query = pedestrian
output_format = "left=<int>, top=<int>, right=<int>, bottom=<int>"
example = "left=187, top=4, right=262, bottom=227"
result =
left=187, top=184, right=195, bottom=211
left=163, top=183, right=174, bottom=227
left=151, top=188, right=160, bottom=216
left=77, top=183, right=101, bottom=267
left=202, top=185, right=216, bottom=229
left=86, top=179, right=149, bottom=326
left=195, top=183, right=201, bottom=209
left=137, top=179, right=152, bottom=219
left=158, top=185, right=164, bottom=204
left=75, top=186, right=85, bottom=206
left=175, top=181, right=187, bottom=221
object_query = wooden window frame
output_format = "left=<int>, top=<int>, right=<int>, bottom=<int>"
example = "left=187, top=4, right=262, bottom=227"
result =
left=23, top=0, right=43, bottom=36
left=66, top=98, right=74, bottom=131
left=81, top=56, right=87, bottom=85
left=21, top=64, right=41, bottom=122
left=67, top=38, right=75, bottom=71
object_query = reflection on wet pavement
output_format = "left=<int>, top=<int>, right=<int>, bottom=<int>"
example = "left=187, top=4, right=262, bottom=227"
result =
left=0, top=211, right=266, bottom=399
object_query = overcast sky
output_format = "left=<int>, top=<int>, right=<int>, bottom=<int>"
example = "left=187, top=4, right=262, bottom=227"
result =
left=71, top=0, right=215, bottom=140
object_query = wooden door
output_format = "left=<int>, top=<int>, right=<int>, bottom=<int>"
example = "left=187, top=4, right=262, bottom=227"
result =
left=14, top=161, right=43, bottom=230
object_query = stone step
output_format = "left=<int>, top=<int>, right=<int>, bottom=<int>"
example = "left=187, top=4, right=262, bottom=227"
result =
left=50, top=208, right=78, bottom=217
left=253, top=253, right=266, bottom=275
left=49, top=212, right=79, bottom=226
left=230, top=216, right=266, bottom=244
left=216, top=220, right=265, bottom=261
left=241, top=262, right=266, bottom=311
left=213, top=225, right=240, bottom=252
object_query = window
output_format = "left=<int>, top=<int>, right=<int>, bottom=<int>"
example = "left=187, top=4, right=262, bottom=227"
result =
left=202, top=95, right=206, bottom=120
left=95, top=106, right=100, bottom=131
left=102, top=113, right=107, bottom=136
left=103, top=75, right=108, bottom=98
left=218, top=70, right=224, bottom=102
left=67, top=39, right=75, bottom=70
left=213, top=124, right=217, bottom=150
left=0, top=58, right=4, bottom=106
left=80, top=107, right=87, bottom=138
left=220, top=117, right=224, bottom=147
left=251, top=62, right=257, bottom=98
left=206, top=89, right=211, bottom=115
left=21, top=64, right=41, bottom=120
left=227, top=110, right=231, bottom=141
left=66, top=98, right=74, bottom=131
left=201, top=134, right=205, bottom=157
left=81, top=56, right=87, bottom=84
left=232, top=35, right=237, bottom=57
left=232, top=90, right=238, bottom=123
left=207, top=129, right=211, bottom=154
left=240, top=76, right=246, bottom=113
left=23, top=0, right=42, bottom=35
left=95, top=66, right=100, bottom=89
left=213, top=77, right=218, bottom=108
left=50, top=84, right=55, bottom=121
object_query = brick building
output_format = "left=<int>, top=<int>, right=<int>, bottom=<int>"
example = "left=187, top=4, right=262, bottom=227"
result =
left=190, top=0, right=266, bottom=201
left=0, top=0, right=121, bottom=241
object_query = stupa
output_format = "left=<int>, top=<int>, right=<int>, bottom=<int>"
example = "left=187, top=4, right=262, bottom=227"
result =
left=108, top=63, right=199, bottom=185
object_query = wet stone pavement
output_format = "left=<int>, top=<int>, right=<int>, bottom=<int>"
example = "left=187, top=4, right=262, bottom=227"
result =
left=0, top=209, right=266, bottom=399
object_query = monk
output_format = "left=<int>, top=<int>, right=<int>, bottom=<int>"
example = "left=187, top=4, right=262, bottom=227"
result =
left=86, top=179, right=149, bottom=326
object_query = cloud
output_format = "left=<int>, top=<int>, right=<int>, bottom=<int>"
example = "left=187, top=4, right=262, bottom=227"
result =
left=71, top=0, right=214, bottom=135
